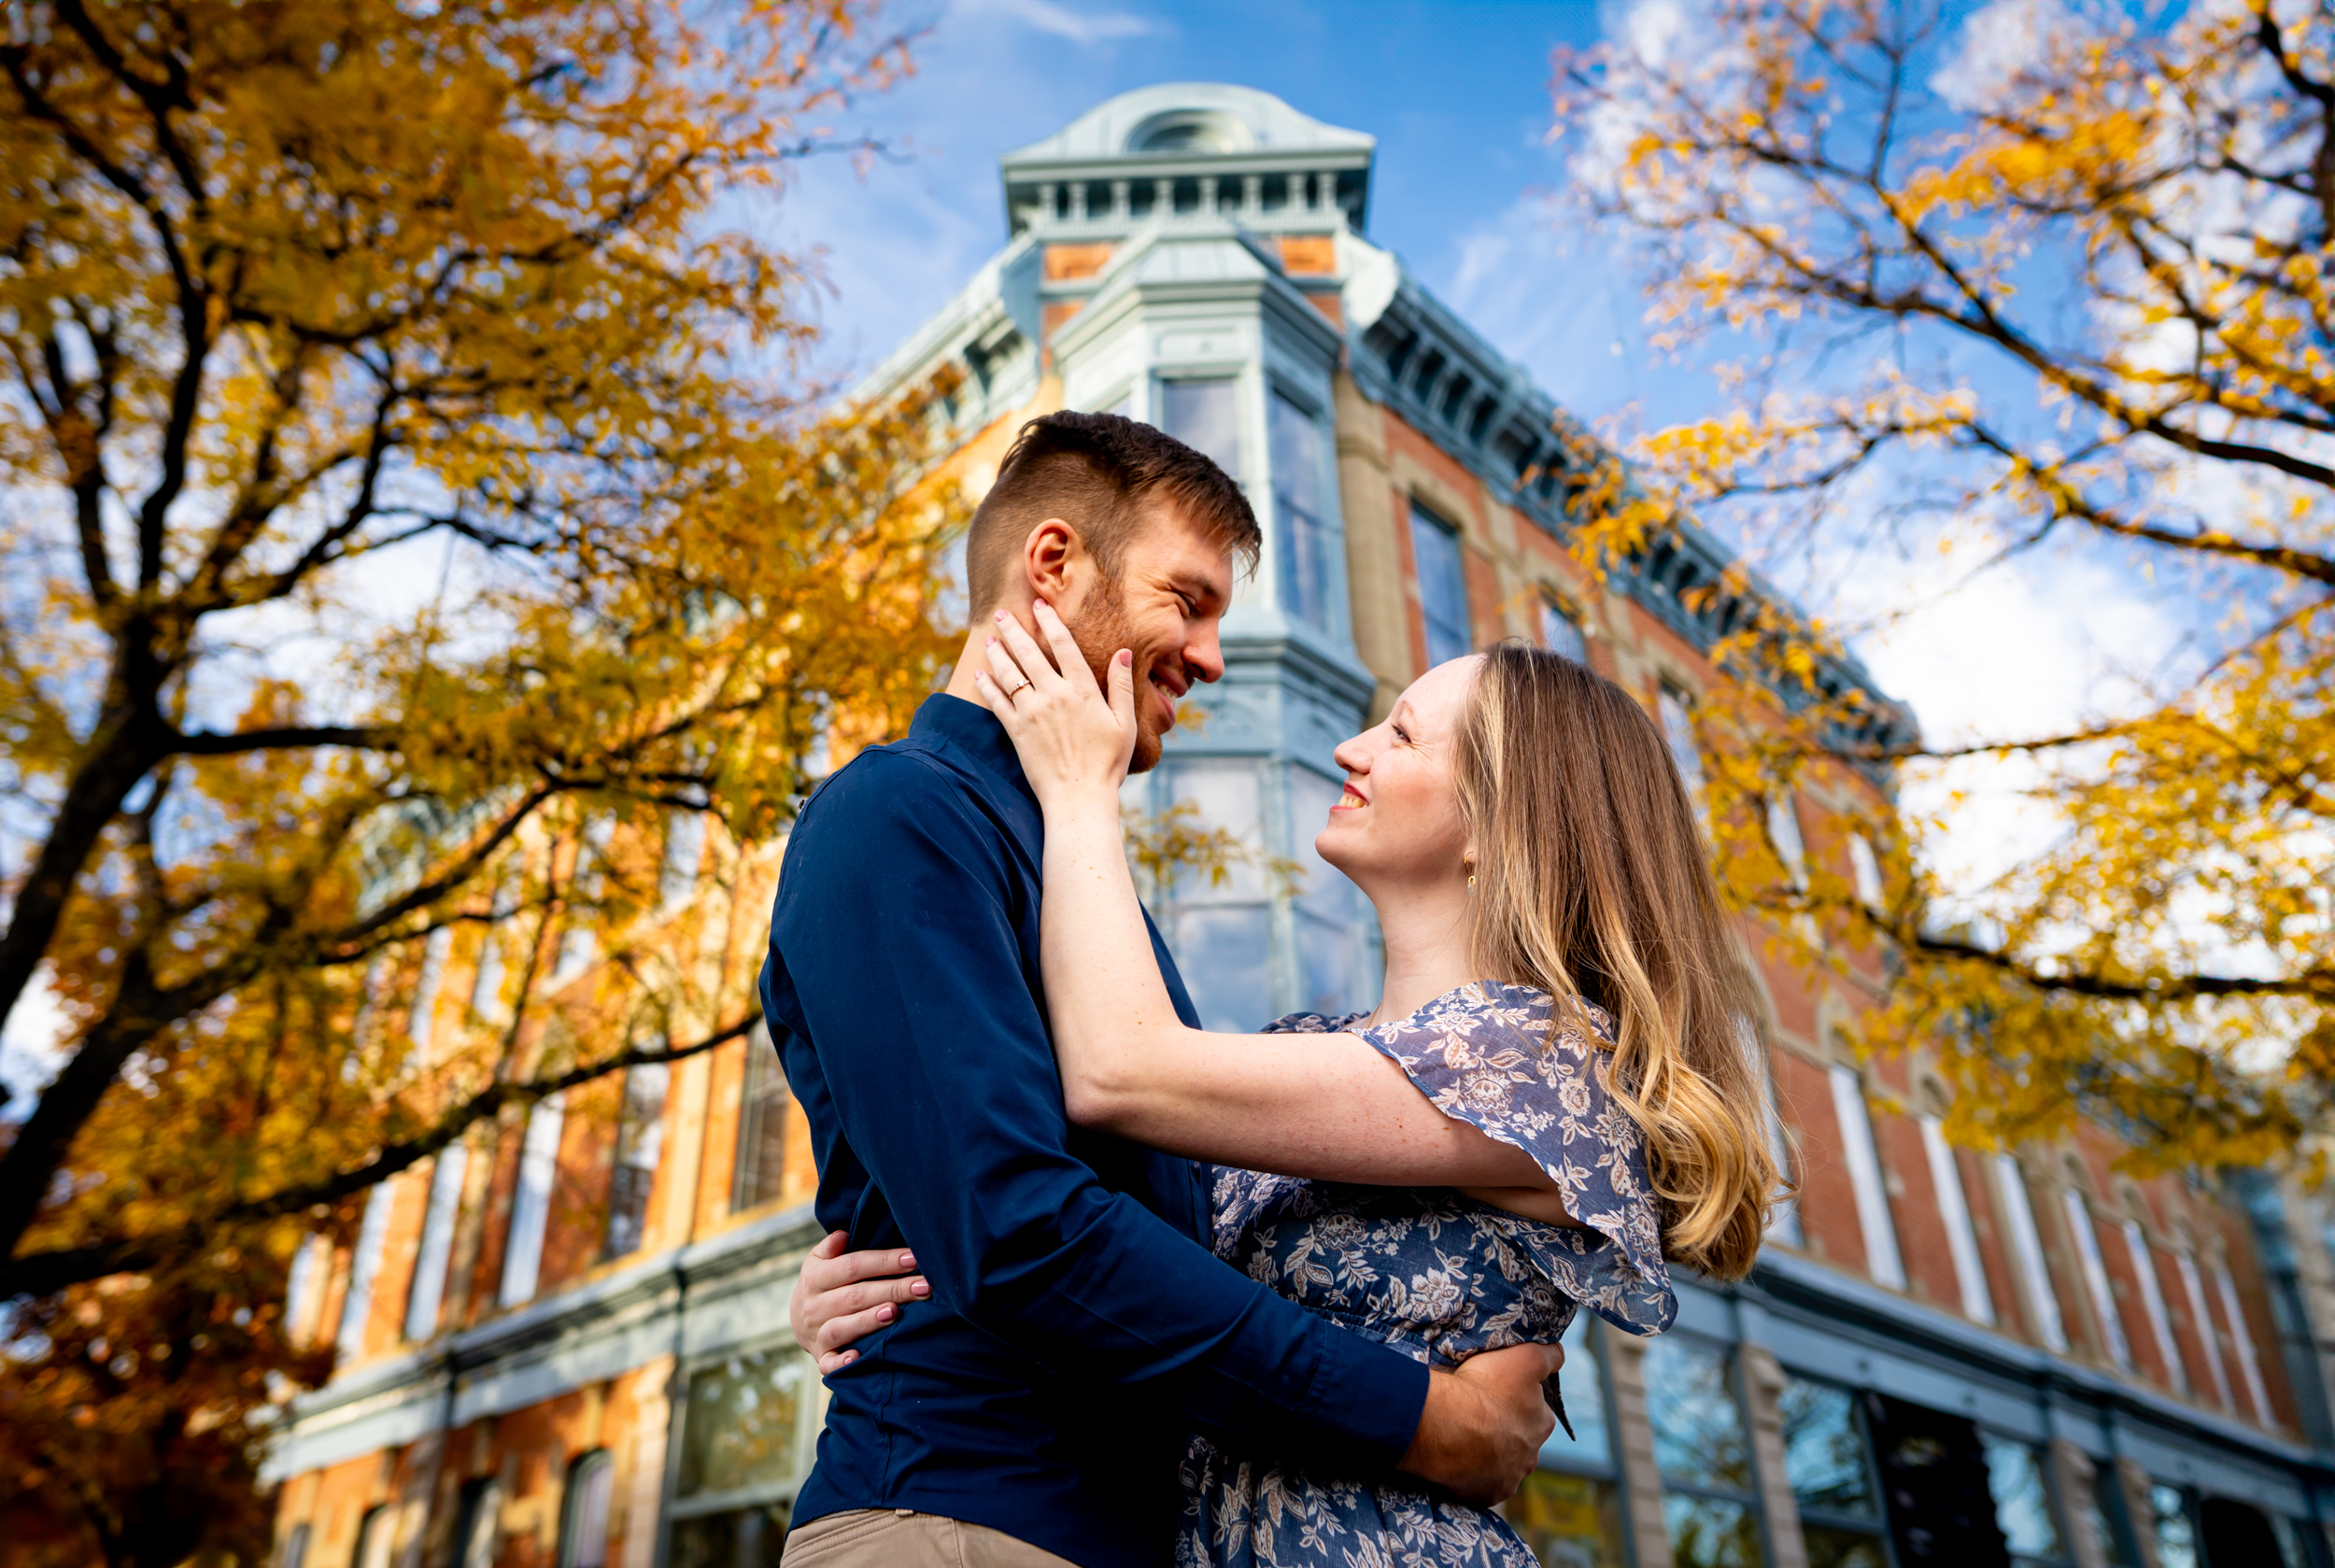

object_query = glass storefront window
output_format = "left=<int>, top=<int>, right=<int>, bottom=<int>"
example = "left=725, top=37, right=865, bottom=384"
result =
left=676, top=1343, right=809, bottom=1500
left=669, top=1342, right=810, bottom=1567
left=1507, top=1315, right=1626, bottom=1568
left=1781, top=1377, right=1886, bottom=1568
left=1982, top=1435, right=2067, bottom=1566
left=1285, top=767, right=1370, bottom=1017
left=1645, top=1335, right=1764, bottom=1568
left=2151, top=1485, right=2199, bottom=1568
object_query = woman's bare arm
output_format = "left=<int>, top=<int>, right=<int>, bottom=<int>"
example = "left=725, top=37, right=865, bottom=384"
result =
left=978, top=607, right=1569, bottom=1207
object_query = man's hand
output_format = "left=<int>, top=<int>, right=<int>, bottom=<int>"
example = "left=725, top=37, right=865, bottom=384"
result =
left=1396, top=1341, right=1564, bottom=1506
left=788, top=1230, right=930, bottom=1375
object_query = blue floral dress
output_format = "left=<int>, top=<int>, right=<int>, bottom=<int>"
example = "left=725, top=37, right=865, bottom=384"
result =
left=1176, top=982, right=1676, bottom=1568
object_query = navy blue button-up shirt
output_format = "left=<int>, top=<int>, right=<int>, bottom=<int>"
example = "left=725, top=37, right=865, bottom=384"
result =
left=760, top=695, right=1428, bottom=1568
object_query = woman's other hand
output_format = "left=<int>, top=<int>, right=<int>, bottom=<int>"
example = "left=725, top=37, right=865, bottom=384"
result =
left=971, top=600, right=1138, bottom=812
left=788, top=1230, right=930, bottom=1375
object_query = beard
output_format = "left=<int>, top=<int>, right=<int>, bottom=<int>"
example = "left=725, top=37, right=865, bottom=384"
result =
left=1059, top=573, right=1171, bottom=774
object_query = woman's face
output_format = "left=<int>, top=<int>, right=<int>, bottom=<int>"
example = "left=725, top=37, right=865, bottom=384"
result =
left=1316, top=656, right=1479, bottom=894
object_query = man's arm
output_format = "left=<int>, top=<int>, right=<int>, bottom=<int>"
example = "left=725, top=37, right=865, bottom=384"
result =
left=771, top=750, right=1422, bottom=1469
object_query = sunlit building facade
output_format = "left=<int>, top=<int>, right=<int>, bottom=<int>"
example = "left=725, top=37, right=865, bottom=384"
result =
left=267, top=84, right=2329, bottom=1568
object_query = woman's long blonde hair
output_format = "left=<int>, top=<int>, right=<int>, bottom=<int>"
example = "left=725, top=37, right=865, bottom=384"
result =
left=1454, top=642, right=1781, bottom=1279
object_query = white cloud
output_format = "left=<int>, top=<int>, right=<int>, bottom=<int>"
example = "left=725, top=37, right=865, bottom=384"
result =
left=949, top=0, right=1159, bottom=45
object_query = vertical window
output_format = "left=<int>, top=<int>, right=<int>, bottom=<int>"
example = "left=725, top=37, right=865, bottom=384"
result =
left=1148, top=762, right=1272, bottom=1033
left=1644, top=1335, right=1764, bottom=1568
left=2085, top=1466, right=2141, bottom=1568
left=2213, top=1261, right=2272, bottom=1420
left=2172, top=1250, right=2236, bottom=1409
left=1657, top=685, right=1708, bottom=829
left=2061, top=1189, right=2133, bottom=1371
left=1744, top=1021, right=1799, bottom=1245
left=1286, top=768, right=1371, bottom=1018
left=1829, top=1064, right=1905, bottom=1290
left=1982, top=1434, right=2067, bottom=1567
left=500, top=1094, right=565, bottom=1307
left=408, top=926, right=455, bottom=1052
left=1847, top=834, right=1884, bottom=909
left=556, top=817, right=615, bottom=982
left=336, top=1181, right=396, bottom=1361
left=1993, top=1154, right=2070, bottom=1351
left=1538, top=597, right=1587, bottom=663
left=559, top=1451, right=615, bottom=1568
left=669, top=1343, right=809, bottom=1568
left=1158, top=379, right=1240, bottom=480
left=284, top=1233, right=328, bottom=1347
left=659, top=812, right=708, bottom=912
left=2120, top=1220, right=2186, bottom=1395
left=603, top=1062, right=669, bottom=1260
left=1268, top=389, right=1337, bottom=632
left=2151, top=1484, right=2201, bottom=1568
left=1408, top=502, right=1471, bottom=667
left=732, top=1027, right=793, bottom=1213
left=453, top=1479, right=502, bottom=1568
left=351, top=1506, right=396, bottom=1568
left=1504, top=1314, right=1628, bottom=1565
left=468, top=934, right=507, bottom=1026
left=1781, top=1376, right=1888, bottom=1567
left=404, top=1145, right=469, bottom=1342
left=1918, top=1113, right=1994, bottom=1323
left=277, top=1523, right=310, bottom=1568
left=1767, top=792, right=1809, bottom=890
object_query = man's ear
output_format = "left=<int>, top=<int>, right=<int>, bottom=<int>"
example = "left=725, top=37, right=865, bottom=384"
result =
left=1024, top=516, right=1082, bottom=604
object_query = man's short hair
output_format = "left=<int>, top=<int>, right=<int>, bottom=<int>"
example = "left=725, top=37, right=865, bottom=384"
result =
left=964, top=411, right=1262, bottom=611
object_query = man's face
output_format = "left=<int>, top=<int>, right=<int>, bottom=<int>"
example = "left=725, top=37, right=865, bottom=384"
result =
left=1056, top=498, right=1234, bottom=773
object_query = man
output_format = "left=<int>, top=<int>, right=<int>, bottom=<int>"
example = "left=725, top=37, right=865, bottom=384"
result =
left=761, top=413, right=1560, bottom=1568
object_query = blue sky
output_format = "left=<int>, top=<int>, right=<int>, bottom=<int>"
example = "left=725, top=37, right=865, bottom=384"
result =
left=772, top=0, right=1682, bottom=418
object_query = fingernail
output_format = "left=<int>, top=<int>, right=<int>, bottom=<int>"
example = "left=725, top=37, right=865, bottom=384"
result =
left=984, top=635, right=996, bottom=646
left=911, top=1279, right=930, bottom=1297
left=876, top=1305, right=895, bottom=1323
left=899, top=1252, right=915, bottom=1268
left=994, top=609, right=1008, bottom=622
left=841, top=1350, right=856, bottom=1365
left=1116, top=649, right=1132, bottom=666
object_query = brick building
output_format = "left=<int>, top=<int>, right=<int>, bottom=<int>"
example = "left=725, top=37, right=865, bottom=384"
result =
left=265, top=83, right=2329, bottom=1568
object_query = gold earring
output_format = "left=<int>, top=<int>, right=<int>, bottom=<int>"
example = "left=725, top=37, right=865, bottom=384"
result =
left=1466, top=869, right=1477, bottom=889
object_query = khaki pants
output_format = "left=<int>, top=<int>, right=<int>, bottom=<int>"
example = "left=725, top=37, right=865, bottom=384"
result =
left=781, top=1509, right=1080, bottom=1568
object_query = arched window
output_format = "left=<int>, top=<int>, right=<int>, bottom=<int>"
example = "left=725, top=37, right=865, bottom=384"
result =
left=559, top=1451, right=616, bottom=1568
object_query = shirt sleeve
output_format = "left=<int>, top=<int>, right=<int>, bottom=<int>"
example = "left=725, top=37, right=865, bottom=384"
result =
left=771, top=750, right=1428, bottom=1465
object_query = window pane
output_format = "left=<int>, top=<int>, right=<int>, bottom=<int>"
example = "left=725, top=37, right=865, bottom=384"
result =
left=337, top=1181, right=396, bottom=1359
left=454, top=1480, right=502, bottom=1568
left=1657, top=688, right=1707, bottom=824
left=1540, top=1312, right=1612, bottom=1469
left=1645, top=1336, right=1753, bottom=1492
left=1779, top=1377, right=1875, bottom=1517
left=1506, top=1470, right=1627, bottom=1567
left=1270, top=391, right=1336, bottom=630
left=1540, top=600, right=1587, bottom=663
left=1802, top=1525, right=1888, bottom=1568
left=405, top=1145, right=469, bottom=1341
left=603, top=1061, right=669, bottom=1261
left=1160, top=379, right=1240, bottom=479
left=1982, top=1434, right=2063, bottom=1558
left=732, top=1024, right=791, bottom=1212
left=666, top=1504, right=788, bottom=1568
left=278, top=1524, right=311, bottom=1568
left=1829, top=1065, right=1904, bottom=1290
left=560, top=1452, right=614, bottom=1568
left=678, top=1343, right=808, bottom=1498
left=1993, top=1154, right=2069, bottom=1351
left=1663, top=1495, right=1764, bottom=1568
left=2063, top=1190, right=2133, bottom=1370
left=2151, top=1485, right=2199, bottom=1568
left=500, top=1095, right=566, bottom=1307
left=1408, top=504, right=1470, bottom=667
left=1172, top=906, right=1271, bottom=1033
left=353, top=1508, right=395, bottom=1568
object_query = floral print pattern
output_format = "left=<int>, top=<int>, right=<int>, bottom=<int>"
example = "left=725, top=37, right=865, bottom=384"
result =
left=1178, top=982, right=1673, bottom=1568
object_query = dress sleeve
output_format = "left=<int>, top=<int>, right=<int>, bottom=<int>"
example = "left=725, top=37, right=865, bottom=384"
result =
left=1355, top=982, right=1677, bottom=1335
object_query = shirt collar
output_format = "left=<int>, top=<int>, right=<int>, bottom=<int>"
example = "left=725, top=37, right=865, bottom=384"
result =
left=912, top=694, right=1032, bottom=798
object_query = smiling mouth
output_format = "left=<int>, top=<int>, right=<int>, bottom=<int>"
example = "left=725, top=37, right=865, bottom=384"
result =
left=1147, top=666, right=1185, bottom=724
left=1333, top=786, right=1367, bottom=811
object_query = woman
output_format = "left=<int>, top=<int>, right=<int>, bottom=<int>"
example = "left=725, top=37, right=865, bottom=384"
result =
left=802, top=607, right=1778, bottom=1567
